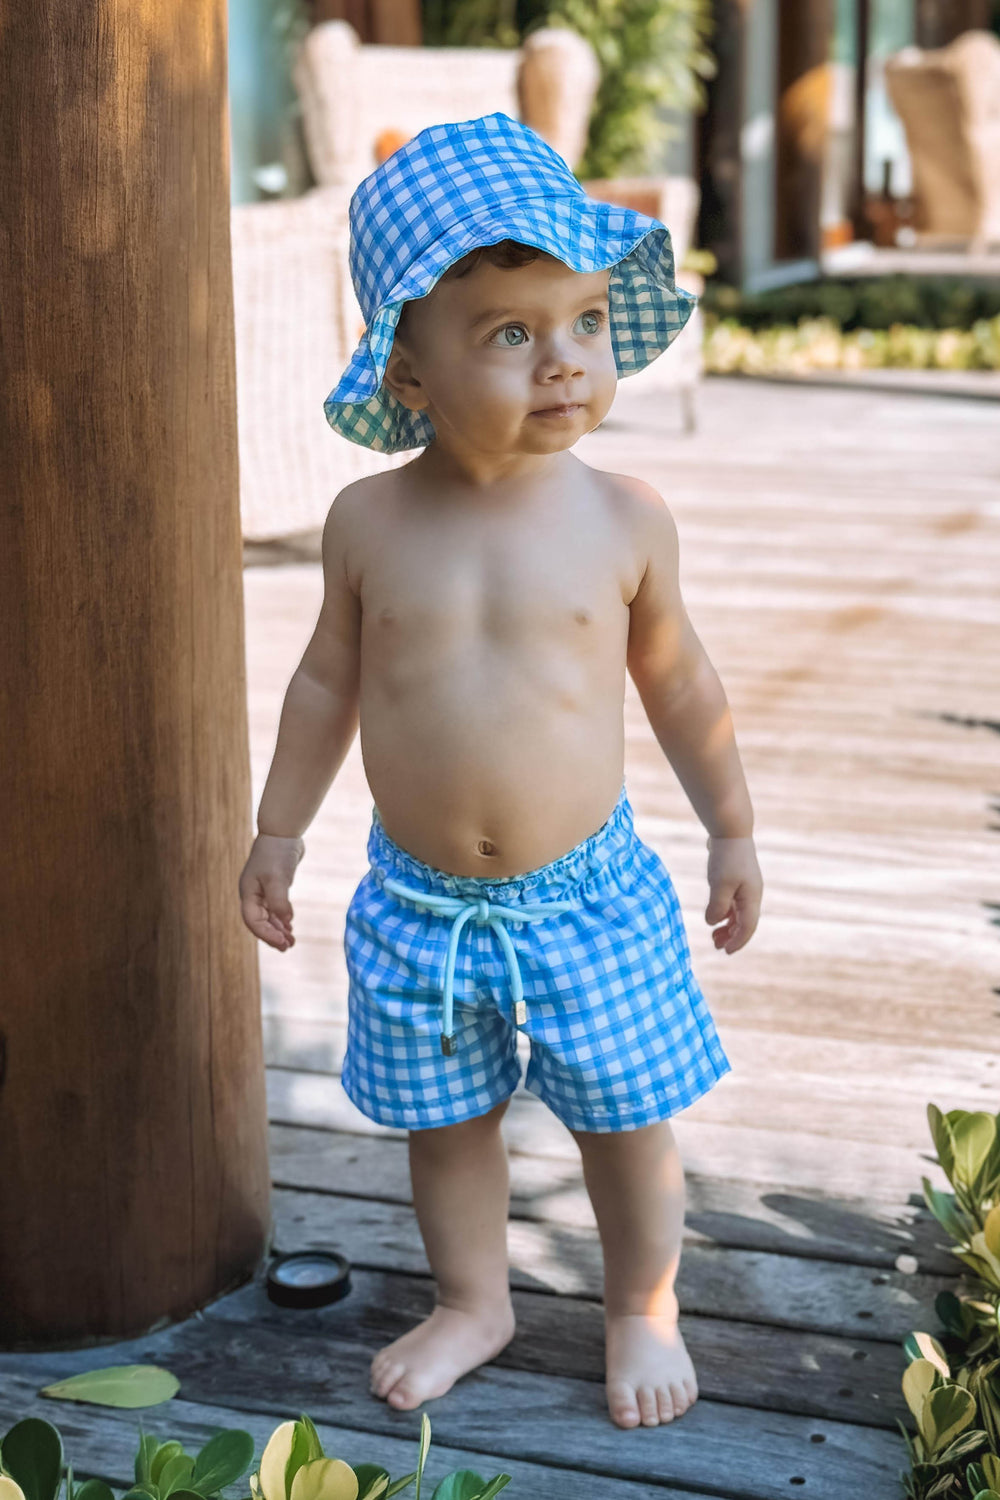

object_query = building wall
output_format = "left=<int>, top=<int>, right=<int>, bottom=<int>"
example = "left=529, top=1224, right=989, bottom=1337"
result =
left=742, top=0, right=778, bottom=282
left=228, top=0, right=310, bottom=204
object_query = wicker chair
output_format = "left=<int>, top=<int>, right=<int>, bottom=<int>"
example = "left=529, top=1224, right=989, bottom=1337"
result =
left=885, top=30, right=1000, bottom=248
left=231, top=22, right=703, bottom=540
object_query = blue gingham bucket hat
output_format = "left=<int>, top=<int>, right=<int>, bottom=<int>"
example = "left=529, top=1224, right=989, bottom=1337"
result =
left=323, top=111, right=697, bottom=453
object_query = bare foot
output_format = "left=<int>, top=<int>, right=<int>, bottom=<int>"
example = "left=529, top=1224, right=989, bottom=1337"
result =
left=369, top=1298, right=516, bottom=1410
left=604, top=1295, right=699, bottom=1428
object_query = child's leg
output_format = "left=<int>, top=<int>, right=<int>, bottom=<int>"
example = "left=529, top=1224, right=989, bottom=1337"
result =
left=370, top=1095, right=516, bottom=1409
left=570, top=1118, right=698, bottom=1428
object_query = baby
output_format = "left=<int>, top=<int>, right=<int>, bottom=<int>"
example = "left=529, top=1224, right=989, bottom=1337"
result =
left=239, top=113, right=762, bottom=1430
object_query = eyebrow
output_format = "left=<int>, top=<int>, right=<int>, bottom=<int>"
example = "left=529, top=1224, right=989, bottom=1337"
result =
left=468, top=290, right=611, bottom=329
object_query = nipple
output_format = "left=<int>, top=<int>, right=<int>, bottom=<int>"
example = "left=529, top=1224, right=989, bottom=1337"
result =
left=477, top=839, right=497, bottom=857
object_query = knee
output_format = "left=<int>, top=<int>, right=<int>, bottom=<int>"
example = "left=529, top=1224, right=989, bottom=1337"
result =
left=409, top=1095, right=511, bottom=1152
left=571, top=1116, right=678, bottom=1158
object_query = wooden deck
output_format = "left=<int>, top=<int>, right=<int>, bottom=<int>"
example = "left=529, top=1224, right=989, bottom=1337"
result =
left=3, top=375, right=998, bottom=1498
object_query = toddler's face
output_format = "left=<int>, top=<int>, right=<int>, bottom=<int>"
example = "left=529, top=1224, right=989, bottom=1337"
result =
left=383, top=253, right=617, bottom=458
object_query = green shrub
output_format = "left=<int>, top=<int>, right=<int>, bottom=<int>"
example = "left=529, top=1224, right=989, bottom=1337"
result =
left=897, top=1106, right=1000, bottom=1500
left=701, top=276, right=1000, bottom=333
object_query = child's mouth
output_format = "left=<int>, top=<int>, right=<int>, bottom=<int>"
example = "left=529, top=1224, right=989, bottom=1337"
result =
left=531, top=404, right=581, bottom=419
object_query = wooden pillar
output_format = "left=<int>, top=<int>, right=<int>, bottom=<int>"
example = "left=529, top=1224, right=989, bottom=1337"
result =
left=310, top=0, right=422, bottom=44
left=696, top=0, right=748, bottom=285
left=916, top=0, right=992, bottom=47
left=848, top=0, right=871, bottom=239
left=774, top=0, right=835, bottom=261
left=0, top=0, right=271, bottom=1346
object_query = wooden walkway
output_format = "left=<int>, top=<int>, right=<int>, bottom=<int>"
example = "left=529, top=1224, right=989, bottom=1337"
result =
left=3, top=376, right=998, bottom=1498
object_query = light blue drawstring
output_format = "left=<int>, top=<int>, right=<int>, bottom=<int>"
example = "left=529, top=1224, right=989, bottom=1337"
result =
left=381, top=878, right=576, bottom=1055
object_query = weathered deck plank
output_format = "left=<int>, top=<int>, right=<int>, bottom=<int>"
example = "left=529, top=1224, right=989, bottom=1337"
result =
left=260, top=1185, right=943, bottom=1348
left=0, top=1326, right=904, bottom=1500
left=266, top=1122, right=956, bottom=1273
left=0, top=1374, right=727, bottom=1500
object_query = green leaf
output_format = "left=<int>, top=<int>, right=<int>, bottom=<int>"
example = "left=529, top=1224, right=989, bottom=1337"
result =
left=156, top=1455, right=195, bottom=1499
left=984, top=1453, right=1000, bottom=1487
left=283, top=1422, right=318, bottom=1500
left=903, top=1360, right=939, bottom=1422
left=952, top=1115, right=1000, bottom=1198
left=39, top=1367, right=180, bottom=1410
left=73, top=1484, right=116, bottom=1500
left=926, top=1384, right=977, bottom=1456
left=980, top=1375, right=1000, bottom=1450
left=985, top=1208, right=1000, bottom=1258
left=150, top=1445, right=186, bottom=1486
left=428, top=1475, right=485, bottom=1500
left=903, top=1333, right=951, bottom=1378
left=383, top=1472, right=417, bottom=1498
left=922, top=1179, right=972, bottom=1245
left=0, top=1420, right=64, bottom=1500
left=935, top=1428, right=989, bottom=1465
left=190, top=1431, right=255, bottom=1495
left=294, top=1421, right=324, bottom=1466
left=136, top=1434, right=158, bottom=1488
left=972, top=1491, right=1000, bottom=1499
left=413, top=1417, right=431, bottom=1500
left=467, top=1479, right=510, bottom=1500
left=967, top=1463, right=988, bottom=1495
left=928, top=1104, right=957, bottom=1181
left=935, top=1291, right=968, bottom=1337
left=351, top=1467, right=389, bottom=1500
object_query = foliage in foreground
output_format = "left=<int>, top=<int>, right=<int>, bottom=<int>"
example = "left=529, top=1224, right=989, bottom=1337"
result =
left=898, top=1106, right=1000, bottom=1500
left=0, top=1409, right=510, bottom=1500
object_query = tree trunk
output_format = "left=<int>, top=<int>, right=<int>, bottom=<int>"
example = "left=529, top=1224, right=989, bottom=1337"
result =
left=696, top=0, right=748, bottom=285
left=0, top=0, right=271, bottom=1346
left=775, top=0, right=835, bottom=262
left=915, top=0, right=993, bottom=48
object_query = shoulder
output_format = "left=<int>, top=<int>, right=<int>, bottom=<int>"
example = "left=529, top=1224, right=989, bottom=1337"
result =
left=583, top=462, right=670, bottom=523
left=582, top=465, right=678, bottom=602
left=322, top=471, right=390, bottom=597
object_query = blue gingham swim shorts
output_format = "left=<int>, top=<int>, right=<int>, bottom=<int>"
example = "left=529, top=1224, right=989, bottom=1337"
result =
left=341, top=782, right=732, bottom=1133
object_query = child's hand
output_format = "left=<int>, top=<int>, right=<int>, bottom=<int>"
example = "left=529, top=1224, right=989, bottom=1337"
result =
left=705, top=835, right=762, bottom=954
left=239, top=833, right=306, bottom=951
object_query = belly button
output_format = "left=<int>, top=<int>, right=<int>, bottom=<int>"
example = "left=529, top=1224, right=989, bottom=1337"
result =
left=477, top=839, right=497, bottom=856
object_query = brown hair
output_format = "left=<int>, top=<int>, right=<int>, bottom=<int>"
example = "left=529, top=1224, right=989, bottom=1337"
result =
left=395, top=239, right=555, bottom=340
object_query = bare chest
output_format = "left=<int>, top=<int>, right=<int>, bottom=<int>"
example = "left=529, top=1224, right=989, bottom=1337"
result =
left=352, top=476, right=639, bottom=671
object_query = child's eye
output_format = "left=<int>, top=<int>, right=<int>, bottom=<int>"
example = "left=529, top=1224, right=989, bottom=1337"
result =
left=487, top=308, right=607, bottom=347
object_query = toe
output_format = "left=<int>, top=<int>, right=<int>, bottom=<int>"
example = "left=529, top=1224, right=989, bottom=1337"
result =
left=386, top=1378, right=419, bottom=1409
left=636, top=1384, right=660, bottom=1426
left=656, top=1386, right=676, bottom=1422
left=607, top=1382, right=640, bottom=1428
left=373, top=1361, right=405, bottom=1398
left=684, top=1376, right=699, bottom=1405
left=669, top=1382, right=688, bottom=1416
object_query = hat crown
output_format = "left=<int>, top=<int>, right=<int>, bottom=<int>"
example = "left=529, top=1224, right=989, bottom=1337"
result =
left=348, top=112, right=584, bottom=324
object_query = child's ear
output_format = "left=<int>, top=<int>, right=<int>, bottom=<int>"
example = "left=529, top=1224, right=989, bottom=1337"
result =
left=382, top=346, right=428, bottom=412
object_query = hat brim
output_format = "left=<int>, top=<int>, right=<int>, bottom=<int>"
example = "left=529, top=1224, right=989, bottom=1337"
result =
left=323, top=194, right=697, bottom=454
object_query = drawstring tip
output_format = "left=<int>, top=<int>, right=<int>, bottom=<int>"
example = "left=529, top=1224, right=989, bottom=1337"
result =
left=441, top=1032, right=457, bottom=1056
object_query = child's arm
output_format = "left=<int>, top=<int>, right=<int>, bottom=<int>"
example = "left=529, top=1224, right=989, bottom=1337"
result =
left=624, top=479, right=761, bottom=952
left=239, top=487, right=363, bottom=950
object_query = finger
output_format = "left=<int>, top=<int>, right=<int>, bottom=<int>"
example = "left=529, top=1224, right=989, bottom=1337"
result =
left=705, top=894, right=735, bottom=924
left=242, top=901, right=293, bottom=946
left=243, top=917, right=289, bottom=948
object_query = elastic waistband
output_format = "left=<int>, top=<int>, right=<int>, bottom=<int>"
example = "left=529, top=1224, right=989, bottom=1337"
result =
left=367, top=780, right=633, bottom=902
